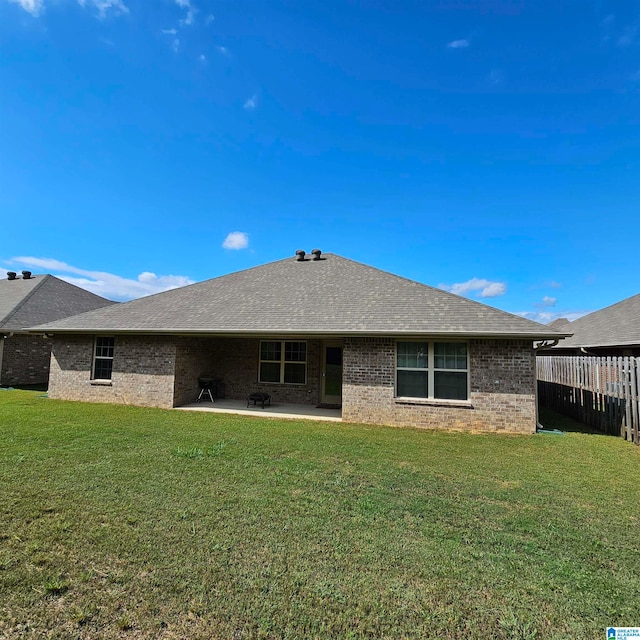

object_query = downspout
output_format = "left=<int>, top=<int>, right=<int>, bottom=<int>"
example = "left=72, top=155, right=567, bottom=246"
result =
left=0, top=333, right=12, bottom=387
left=533, top=339, right=560, bottom=431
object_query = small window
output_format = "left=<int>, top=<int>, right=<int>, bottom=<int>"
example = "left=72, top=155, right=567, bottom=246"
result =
left=259, top=340, right=307, bottom=385
left=92, top=337, right=115, bottom=380
left=396, top=341, right=468, bottom=400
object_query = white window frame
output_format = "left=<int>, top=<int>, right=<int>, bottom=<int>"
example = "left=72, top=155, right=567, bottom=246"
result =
left=396, top=340, right=469, bottom=400
left=92, top=336, right=115, bottom=381
left=259, top=340, right=307, bottom=385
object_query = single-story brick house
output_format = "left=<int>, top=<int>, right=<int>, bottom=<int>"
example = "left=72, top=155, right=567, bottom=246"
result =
left=541, top=293, right=640, bottom=357
left=31, top=252, right=568, bottom=433
left=1, top=271, right=115, bottom=387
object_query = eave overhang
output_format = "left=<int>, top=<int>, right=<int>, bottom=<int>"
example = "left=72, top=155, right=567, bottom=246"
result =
left=26, top=327, right=573, bottom=341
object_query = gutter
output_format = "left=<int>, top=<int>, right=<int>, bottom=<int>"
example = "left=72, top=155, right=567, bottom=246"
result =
left=25, top=327, right=573, bottom=340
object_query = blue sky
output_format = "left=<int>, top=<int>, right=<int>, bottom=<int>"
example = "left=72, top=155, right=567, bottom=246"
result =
left=1, top=0, right=639, bottom=322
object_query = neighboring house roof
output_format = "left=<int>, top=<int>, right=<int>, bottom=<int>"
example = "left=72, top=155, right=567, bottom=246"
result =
left=31, top=254, right=568, bottom=339
left=0, top=273, right=116, bottom=332
left=550, top=293, right=640, bottom=350
left=547, top=318, right=571, bottom=330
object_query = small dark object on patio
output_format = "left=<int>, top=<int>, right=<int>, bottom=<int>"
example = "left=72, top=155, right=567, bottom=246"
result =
left=247, top=392, right=271, bottom=409
left=196, top=377, right=216, bottom=403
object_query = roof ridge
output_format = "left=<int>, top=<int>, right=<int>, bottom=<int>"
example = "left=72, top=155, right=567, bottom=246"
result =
left=27, top=254, right=568, bottom=338
left=329, top=254, right=567, bottom=334
left=0, top=274, right=50, bottom=328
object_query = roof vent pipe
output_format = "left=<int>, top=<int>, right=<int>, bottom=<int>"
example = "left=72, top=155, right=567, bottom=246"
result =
left=7, top=271, right=17, bottom=280
left=22, top=271, right=32, bottom=279
left=295, top=250, right=306, bottom=261
left=311, top=249, right=322, bottom=260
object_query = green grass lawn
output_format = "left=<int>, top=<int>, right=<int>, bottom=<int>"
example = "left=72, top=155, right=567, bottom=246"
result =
left=1, top=390, right=639, bottom=639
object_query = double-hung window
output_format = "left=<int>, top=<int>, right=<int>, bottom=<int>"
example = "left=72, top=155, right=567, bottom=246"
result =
left=396, top=341, right=468, bottom=400
left=259, top=341, right=307, bottom=384
left=92, top=336, right=115, bottom=380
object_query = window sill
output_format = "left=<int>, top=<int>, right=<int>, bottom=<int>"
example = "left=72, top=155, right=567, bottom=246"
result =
left=395, top=397, right=473, bottom=409
left=258, top=382, right=307, bottom=386
left=90, top=379, right=113, bottom=387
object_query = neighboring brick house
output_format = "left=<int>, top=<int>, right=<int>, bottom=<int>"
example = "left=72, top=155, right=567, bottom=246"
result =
left=31, top=252, right=568, bottom=433
left=541, top=293, right=640, bottom=357
left=0, top=271, right=115, bottom=387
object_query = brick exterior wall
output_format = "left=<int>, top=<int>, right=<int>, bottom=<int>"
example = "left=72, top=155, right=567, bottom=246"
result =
left=47, top=333, right=536, bottom=433
left=341, top=337, right=536, bottom=434
left=173, top=337, right=322, bottom=407
left=48, top=335, right=177, bottom=409
left=0, top=334, right=53, bottom=387
left=48, top=335, right=323, bottom=409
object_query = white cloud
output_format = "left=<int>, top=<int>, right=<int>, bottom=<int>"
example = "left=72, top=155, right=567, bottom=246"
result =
left=205, top=13, right=214, bottom=25
left=439, top=277, right=507, bottom=298
left=10, top=256, right=194, bottom=301
left=222, top=232, right=249, bottom=250
left=447, top=39, right=470, bottom=48
left=199, top=53, right=206, bottom=62
left=174, top=0, right=195, bottom=25
left=180, top=8, right=195, bottom=25
left=516, top=310, right=589, bottom=324
left=7, top=0, right=44, bottom=16
left=533, top=296, right=557, bottom=309
left=78, top=0, right=129, bottom=18
left=8, top=0, right=128, bottom=16
left=172, top=38, right=180, bottom=53
left=243, top=94, right=257, bottom=110
left=216, top=45, right=230, bottom=56
left=162, top=28, right=177, bottom=35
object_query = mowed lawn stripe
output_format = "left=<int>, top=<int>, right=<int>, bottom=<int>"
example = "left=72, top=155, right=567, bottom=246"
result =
left=1, top=390, right=639, bottom=639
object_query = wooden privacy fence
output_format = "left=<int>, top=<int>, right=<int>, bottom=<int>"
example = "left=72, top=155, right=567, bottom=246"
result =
left=537, top=355, right=640, bottom=444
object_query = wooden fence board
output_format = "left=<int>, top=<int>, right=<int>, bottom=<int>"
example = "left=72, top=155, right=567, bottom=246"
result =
left=537, top=355, right=640, bottom=445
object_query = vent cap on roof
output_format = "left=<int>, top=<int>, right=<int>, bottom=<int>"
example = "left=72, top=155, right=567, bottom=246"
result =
left=311, top=249, right=323, bottom=260
left=22, top=270, right=32, bottom=280
left=295, top=250, right=306, bottom=261
left=7, top=271, right=17, bottom=280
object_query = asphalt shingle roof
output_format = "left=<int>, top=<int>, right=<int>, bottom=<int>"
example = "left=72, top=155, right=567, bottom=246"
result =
left=31, top=254, right=568, bottom=339
left=551, top=293, right=640, bottom=349
left=0, top=274, right=115, bottom=332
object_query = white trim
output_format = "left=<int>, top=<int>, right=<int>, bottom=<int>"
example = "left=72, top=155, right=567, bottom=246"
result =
left=395, top=340, right=469, bottom=401
left=92, top=336, right=115, bottom=381
left=258, top=340, right=307, bottom=385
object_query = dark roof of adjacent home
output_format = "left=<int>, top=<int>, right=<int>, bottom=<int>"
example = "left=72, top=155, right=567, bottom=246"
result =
left=30, top=253, right=569, bottom=339
left=550, top=293, right=640, bottom=349
left=0, top=273, right=116, bottom=332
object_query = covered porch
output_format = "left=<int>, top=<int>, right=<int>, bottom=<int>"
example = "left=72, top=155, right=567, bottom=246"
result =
left=172, top=335, right=344, bottom=415
left=177, top=397, right=342, bottom=422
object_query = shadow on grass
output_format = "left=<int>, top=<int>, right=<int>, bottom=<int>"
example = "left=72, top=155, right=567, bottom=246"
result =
left=0, top=384, right=48, bottom=392
left=539, top=407, right=612, bottom=436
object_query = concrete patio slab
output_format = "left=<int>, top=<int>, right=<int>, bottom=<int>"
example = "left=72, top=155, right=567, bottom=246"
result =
left=177, top=398, right=342, bottom=422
